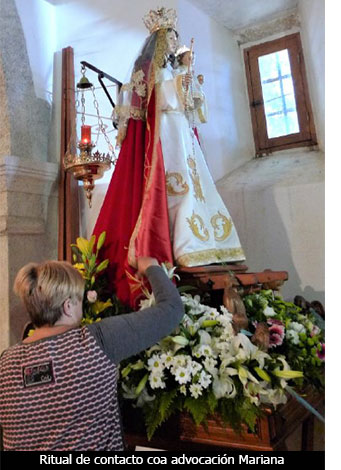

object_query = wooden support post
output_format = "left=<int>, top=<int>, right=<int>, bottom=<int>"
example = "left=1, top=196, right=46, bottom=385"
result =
left=58, top=46, right=80, bottom=262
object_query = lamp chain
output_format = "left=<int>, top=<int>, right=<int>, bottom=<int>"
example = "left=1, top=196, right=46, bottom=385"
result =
left=81, top=91, right=86, bottom=127
left=91, top=87, right=117, bottom=163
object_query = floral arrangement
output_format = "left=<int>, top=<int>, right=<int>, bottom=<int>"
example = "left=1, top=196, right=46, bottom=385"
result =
left=71, top=232, right=128, bottom=324
left=243, top=290, right=325, bottom=390
left=120, top=274, right=311, bottom=440
left=70, top=233, right=325, bottom=440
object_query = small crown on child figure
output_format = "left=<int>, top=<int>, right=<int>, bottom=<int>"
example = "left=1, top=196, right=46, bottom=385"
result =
left=143, top=7, right=177, bottom=34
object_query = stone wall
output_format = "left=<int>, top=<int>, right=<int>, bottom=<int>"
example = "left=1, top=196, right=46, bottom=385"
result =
left=0, top=0, right=59, bottom=349
left=0, top=0, right=51, bottom=162
left=0, top=156, right=59, bottom=350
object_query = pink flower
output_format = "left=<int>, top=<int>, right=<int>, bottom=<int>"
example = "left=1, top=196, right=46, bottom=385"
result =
left=87, top=290, right=98, bottom=303
left=316, top=343, right=325, bottom=361
left=311, top=325, right=321, bottom=337
left=267, top=318, right=284, bottom=326
left=267, top=319, right=285, bottom=349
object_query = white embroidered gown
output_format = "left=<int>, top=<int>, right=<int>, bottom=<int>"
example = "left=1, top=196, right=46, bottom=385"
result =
left=157, top=65, right=245, bottom=266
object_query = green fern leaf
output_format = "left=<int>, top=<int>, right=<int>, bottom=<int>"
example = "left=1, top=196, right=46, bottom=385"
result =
left=184, top=396, right=209, bottom=426
left=144, top=391, right=178, bottom=440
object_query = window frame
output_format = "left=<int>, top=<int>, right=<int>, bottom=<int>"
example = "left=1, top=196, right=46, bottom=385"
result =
left=244, top=33, right=317, bottom=156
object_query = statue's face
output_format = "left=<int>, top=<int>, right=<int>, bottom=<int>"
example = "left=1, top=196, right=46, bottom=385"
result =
left=166, top=30, right=178, bottom=54
left=182, top=52, right=191, bottom=67
left=197, top=74, right=204, bottom=85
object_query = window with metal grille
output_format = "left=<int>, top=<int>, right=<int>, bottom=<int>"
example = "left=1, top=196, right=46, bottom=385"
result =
left=244, top=33, right=317, bottom=156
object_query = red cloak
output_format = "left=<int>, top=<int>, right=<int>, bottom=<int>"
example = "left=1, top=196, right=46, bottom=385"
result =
left=92, top=89, right=173, bottom=308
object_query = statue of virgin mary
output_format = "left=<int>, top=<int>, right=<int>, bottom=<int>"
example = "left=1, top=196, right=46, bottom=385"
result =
left=93, top=7, right=245, bottom=307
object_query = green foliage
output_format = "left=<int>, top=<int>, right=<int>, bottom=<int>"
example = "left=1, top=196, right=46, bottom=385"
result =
left=143, top=390, right=179, bottom=440
left=184, top=396, right=210, bottom=426
left=218, top=395, right=262, bottom=435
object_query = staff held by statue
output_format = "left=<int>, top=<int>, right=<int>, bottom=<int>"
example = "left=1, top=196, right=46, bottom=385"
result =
left=184, top=37, right=194, bottom=111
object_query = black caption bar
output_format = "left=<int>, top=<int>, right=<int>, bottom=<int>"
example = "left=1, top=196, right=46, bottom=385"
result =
left=0, top=451, right=325, bottom=469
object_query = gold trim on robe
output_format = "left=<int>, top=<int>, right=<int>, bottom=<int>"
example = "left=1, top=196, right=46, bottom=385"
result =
left=176, top=247, right=245, bottom=267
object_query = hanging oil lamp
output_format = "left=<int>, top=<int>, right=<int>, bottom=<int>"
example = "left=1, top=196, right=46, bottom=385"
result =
left=64, top=65, right=114, bottom=208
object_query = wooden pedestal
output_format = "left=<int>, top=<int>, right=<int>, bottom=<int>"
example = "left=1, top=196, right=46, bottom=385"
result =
left=123, top=387, right=324, bottom=451
left=177, top=264, right=288, bottom=304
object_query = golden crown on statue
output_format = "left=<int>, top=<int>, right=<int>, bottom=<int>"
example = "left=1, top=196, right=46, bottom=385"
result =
left=143, top=7, right=177, bottom=34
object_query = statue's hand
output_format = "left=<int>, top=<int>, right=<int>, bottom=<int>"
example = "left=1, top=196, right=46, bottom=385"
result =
left=182, top=73, right=192, bottom=87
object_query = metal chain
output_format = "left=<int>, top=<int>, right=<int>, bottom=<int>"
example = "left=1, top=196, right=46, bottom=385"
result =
left=91, top=87, right=116, bottom=161
left=81, top=91, right=86, bottom=127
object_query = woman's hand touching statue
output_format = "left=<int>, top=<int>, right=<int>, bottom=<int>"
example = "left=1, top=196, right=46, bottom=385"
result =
left=137, top=257, right=159, bottom=277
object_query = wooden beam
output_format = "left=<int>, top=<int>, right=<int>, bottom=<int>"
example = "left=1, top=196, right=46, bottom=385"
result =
left=58, top=46, right=80, bottom=262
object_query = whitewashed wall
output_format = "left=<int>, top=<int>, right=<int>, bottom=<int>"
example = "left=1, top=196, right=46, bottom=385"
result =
left=216, top=149, right=324, bottom=303
left=217, top=1, right=325, bottom=303
left=178, top=0, right=254, bottom=180
left=298, top=0, right=325, bottom=151
left=15, top=0, right=56, bottom=101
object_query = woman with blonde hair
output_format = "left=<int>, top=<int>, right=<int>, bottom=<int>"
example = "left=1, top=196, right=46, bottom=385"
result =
left=0, top=257, right=184, bottom=451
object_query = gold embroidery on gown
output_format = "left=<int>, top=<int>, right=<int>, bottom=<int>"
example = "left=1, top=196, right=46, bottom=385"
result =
left=211, top=211, right=232, bottom=241
left=186, top=211, right=209, bottom=241
left=187, top=156, right=205, bottom=202
left=166, top=171, right=189, bottom=196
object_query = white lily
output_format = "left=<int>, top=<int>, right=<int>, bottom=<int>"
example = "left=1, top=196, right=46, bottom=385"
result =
left=198, top=330, right=212, bottom=345
left=220, top=366, right=238, bottom=378
left=212, top=376, right=236, bottom=399
left=243, top=382, right=261, bottom=405
left=234, top=333, right=257, bottom=355
left=136, top=388, right=156, bottom=408
left=203, top=357, right=218, bottom=375
left=274, top=356, right=301, bottom=388
left=261, top=388, right=287, bottom=407
left=161, top=262, right=180, bottom=281
left=139, top=295, right=155, bottom=310
left=121, top=382, right=138, bottom=400
left=251, top=348, right=271, bottom=369
left=238, top=366, right=259, bottom=386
